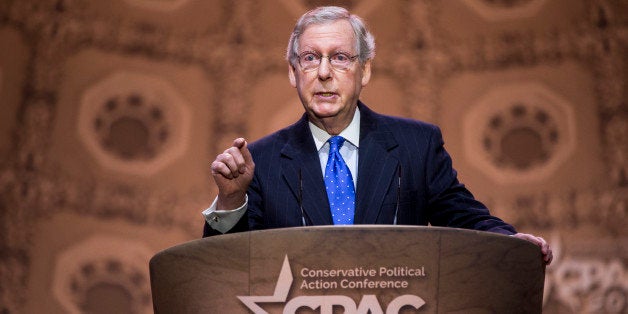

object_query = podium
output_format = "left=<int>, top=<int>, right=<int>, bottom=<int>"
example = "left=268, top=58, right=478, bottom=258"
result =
left=150, top=226, right=545, bottom=313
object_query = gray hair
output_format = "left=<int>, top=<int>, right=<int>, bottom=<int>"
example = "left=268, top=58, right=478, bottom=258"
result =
left=286, top=6, right=376, bottom=67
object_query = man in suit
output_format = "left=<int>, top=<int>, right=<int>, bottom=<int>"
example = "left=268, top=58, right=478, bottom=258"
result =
left=203, top=6, right=552, bottom=264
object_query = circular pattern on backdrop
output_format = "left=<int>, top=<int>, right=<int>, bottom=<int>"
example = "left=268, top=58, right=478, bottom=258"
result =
left=53, top=236, right=153, bottom=314
left=92, top=93, right=169, bottom=161
left=463, top=82, right=576, bottom=184
left=461, top=0, right=547, bottom=21
left=78, top=72, right=190, bottom=176
left=482, top=102, right=559, bottom=170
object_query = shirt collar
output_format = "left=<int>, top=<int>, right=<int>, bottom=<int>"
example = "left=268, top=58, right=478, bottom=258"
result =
left=309, top=108, right=361, bottom=151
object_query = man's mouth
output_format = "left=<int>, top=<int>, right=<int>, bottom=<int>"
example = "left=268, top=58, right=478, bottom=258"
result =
left=316, top=92, right=336, bottom=97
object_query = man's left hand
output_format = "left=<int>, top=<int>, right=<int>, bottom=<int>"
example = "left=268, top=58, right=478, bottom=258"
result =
left=512, top=233, right=553, bottom=265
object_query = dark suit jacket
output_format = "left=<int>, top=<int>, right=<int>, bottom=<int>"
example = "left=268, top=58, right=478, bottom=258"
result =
left=203, top=102, right=516, bottom=237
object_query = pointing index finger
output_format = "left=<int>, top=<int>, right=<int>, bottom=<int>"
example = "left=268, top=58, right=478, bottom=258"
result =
left=233, top=138, right=253, bottom=172
left=233, top=137, right=247, bottom=149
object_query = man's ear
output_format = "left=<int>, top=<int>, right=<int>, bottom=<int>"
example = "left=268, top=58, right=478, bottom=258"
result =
left=361, top=59, right=372, bottom=86
left=288, top=64, right=297, bottom=87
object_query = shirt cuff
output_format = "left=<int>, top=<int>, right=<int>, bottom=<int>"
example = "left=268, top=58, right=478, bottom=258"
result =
left=202, top=195, right=248, bottom=234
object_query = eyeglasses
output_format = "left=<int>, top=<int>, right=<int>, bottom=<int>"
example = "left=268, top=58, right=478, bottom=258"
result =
left=297, top=51, right=359, bottom=72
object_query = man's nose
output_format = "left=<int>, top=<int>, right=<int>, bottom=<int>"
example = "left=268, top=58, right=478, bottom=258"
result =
left=317, top=57, right=332, bottom=80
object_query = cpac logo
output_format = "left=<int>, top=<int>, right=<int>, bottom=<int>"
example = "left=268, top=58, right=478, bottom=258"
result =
left=238, top=256, right=426, bottom=314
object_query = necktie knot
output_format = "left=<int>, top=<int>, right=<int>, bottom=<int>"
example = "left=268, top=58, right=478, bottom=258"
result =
left=328, top=136, right=345, bottom=153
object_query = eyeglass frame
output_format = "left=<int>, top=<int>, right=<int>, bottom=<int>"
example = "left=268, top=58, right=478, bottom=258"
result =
left=297, top=51, right=360, bottom=72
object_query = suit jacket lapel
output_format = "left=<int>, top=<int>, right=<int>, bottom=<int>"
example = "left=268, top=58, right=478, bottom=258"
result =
left=280, top=116, right=333, bottom=225
left=354, top=103, right=400, bottom=224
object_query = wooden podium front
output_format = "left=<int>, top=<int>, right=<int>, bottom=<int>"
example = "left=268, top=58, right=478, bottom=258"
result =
left=150, top=226, right=545, bottom=313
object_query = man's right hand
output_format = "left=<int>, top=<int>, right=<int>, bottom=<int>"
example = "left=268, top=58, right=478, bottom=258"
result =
left=210, top=138, right=255, bottom=211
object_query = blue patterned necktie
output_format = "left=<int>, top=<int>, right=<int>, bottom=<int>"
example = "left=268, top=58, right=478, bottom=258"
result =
left=324, top=136, right=355, bottom=225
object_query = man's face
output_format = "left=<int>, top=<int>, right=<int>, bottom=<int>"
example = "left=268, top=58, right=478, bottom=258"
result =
left=289, top=20, right=371, bottom=133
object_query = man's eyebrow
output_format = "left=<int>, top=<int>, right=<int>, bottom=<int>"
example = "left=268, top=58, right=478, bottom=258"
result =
left=332, top=50, right=353, bottom=55
left=299, top=49, right=354, bottom=55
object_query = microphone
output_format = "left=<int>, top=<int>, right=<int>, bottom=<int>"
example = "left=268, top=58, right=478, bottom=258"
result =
left=298, top=168, right=307, bottom=226
left=393, top=164, right=401, bottom=225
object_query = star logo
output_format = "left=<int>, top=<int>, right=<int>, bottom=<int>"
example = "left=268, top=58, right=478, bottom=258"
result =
left=238, top=255, right=293, bottom=313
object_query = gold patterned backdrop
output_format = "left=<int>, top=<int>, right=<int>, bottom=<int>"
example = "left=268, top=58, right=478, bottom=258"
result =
left=0, top=0, right=626, bottom=313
